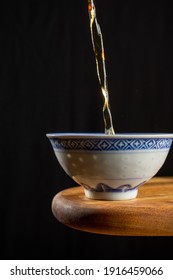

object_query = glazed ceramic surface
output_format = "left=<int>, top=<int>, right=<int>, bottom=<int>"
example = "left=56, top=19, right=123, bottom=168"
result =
left=47, top=133, right=173, bottom=200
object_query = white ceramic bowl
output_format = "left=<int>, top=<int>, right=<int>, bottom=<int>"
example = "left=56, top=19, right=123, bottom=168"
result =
left=47, top=133, right=173, bottom=200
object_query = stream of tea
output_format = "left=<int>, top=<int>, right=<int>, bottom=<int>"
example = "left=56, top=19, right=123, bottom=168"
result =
left=88, top=0, right=115, bottom=135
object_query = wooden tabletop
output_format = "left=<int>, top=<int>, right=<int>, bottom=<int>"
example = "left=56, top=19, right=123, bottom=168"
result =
left=52, top=177, right=173, bottom=236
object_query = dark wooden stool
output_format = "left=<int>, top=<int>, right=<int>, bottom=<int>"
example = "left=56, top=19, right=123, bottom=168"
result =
left=52, top=177, right=173, bottom=236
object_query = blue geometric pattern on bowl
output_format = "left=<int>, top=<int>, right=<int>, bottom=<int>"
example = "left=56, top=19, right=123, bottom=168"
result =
left=83, top=181, right=146, bottom=192
left=50, top=138, right=172, bottom=151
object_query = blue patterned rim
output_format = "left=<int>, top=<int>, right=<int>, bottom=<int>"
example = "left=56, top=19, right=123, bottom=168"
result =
left=49, top=137, right=172, bottom=151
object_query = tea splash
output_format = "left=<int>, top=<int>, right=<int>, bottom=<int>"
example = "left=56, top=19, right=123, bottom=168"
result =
left=88, top=0, right=115, bottom=135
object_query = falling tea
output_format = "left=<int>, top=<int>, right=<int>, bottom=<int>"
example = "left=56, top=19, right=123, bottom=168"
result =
left=88, top=0, right=115, bottom=135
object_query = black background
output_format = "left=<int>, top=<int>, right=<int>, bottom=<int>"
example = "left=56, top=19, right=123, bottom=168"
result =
left=1, top=0, right=173, bottom=260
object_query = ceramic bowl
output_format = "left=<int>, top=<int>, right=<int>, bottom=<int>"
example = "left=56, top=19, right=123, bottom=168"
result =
left=47, top=133, right=173, bottom=200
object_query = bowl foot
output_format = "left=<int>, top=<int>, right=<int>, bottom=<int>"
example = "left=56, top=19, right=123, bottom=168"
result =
left=84, top=188, right=138, bottom=200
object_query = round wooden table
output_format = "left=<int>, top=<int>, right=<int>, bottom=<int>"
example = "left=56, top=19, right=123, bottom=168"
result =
left=52, top=177, right=173, bottom=236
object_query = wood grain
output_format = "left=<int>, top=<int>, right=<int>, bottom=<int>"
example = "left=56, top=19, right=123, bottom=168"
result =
left=52, top=177, right=173, bottom=236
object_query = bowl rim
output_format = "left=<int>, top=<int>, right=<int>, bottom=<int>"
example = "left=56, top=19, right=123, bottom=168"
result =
left=46, top=133, right=173, bottom=139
